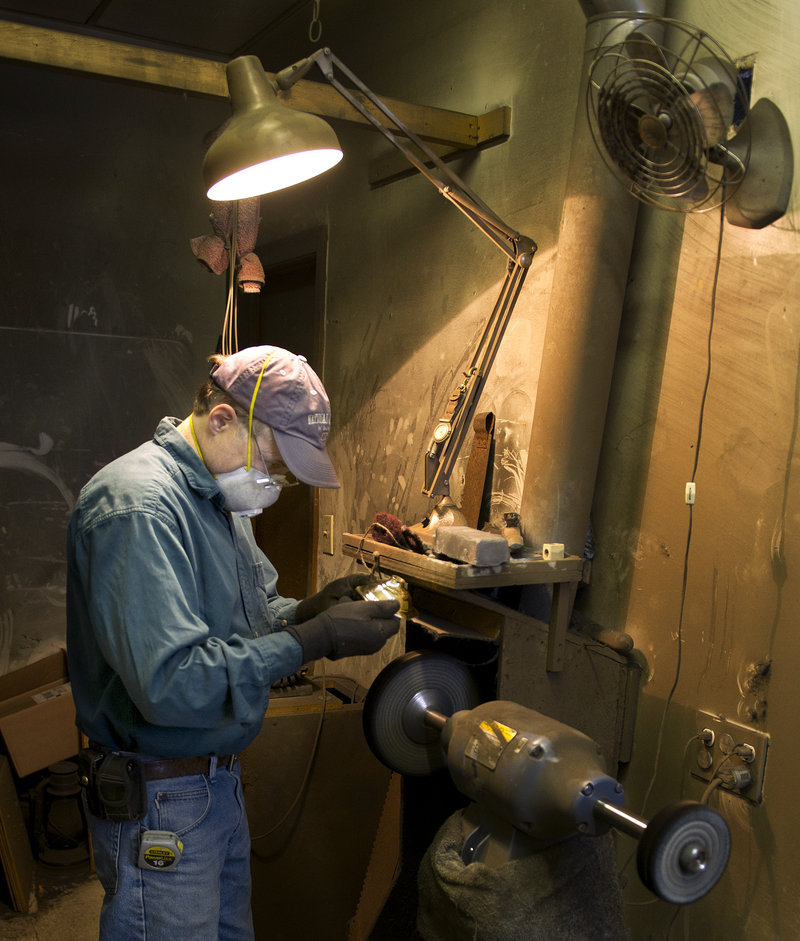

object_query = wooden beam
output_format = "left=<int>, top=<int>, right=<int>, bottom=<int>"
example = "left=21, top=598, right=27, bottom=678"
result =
left=0, top=19, right=227, bottom=95
left=0, top=19, right=509, bottom=150
left=368, top=107, right=511, bottom=187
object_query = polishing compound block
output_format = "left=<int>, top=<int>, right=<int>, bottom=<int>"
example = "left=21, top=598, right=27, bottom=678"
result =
left=433, top=526, right=510, bottom=567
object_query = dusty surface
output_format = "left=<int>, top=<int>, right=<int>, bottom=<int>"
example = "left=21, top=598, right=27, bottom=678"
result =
left=0, top=864, right=102, bottom=941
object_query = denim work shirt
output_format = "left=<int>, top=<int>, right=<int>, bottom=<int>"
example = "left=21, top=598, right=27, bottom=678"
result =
left=66, top=417, right=304, bottom=758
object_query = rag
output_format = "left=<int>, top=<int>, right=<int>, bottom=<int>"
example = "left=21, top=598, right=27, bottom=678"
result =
left=190, top=122, right=265, bottom=293
left=367, top=512, right=426, bottom=555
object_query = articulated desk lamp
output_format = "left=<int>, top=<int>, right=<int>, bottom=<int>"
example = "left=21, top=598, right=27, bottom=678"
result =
left=203, top=50, right=536, bottom=525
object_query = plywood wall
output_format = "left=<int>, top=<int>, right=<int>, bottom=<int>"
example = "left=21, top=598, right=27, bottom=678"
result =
left=582, top=3, right=800, bottom=935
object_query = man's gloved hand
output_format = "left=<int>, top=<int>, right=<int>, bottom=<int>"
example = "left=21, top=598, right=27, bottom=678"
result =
left=286, top=599, right=400, bottom=662
left=294, top=574, right=373, bottom=623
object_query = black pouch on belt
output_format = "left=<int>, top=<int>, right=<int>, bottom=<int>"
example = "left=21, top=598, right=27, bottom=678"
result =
left=78, top=747, right=147, bottom=821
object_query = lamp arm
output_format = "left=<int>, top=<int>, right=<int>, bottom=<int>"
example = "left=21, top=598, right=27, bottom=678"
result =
left=423, top=257, right=531, bottom=496
left=281, top=49, right=528, bottom=262
left=278, top=48, right=537, bottom=502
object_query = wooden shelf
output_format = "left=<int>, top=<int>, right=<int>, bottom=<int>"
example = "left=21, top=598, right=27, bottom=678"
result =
left=342, top=533, right=585, bottom=672
left=342, top=533, right=583, bottom=590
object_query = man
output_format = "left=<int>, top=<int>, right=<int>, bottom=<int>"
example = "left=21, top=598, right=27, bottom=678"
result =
left=66, top=345, right=398, bottom=940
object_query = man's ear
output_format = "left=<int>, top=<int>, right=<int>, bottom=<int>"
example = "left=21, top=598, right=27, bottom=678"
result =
left=207, top=403, right=239, bottom=435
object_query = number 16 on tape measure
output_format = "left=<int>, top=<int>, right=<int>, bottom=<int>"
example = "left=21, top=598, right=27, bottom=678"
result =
left=138, top=830, right=184, bottom=870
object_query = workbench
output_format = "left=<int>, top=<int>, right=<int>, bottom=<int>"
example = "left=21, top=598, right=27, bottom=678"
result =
left=342, top=532, right=587, bottom=672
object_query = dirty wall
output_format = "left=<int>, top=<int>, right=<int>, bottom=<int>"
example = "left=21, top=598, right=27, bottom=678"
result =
left=581, top=1, right=800, bottom=936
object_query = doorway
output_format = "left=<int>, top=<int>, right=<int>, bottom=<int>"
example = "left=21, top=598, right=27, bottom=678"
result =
left=236, top=227, right=328, bottom=602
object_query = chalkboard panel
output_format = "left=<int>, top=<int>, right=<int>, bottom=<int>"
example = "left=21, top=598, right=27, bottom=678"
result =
left=0, top=60, right=230, bottom=671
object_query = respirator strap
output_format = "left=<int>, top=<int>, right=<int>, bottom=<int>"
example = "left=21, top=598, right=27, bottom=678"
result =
left=246, top=353, right=273, bottom=470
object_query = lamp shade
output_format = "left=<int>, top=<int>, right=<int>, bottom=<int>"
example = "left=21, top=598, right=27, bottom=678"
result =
left=204, top=55, right=343, bottom=201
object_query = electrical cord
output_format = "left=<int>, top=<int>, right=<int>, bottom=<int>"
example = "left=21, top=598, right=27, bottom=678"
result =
left=700, top=752, right=744, bottom=804
left=356, top=533, right=382, bottom=579
left=323, top=673, right=366, bottom=703
left=639, top=200, right=726, bottom=820
left=701, top=776, right=723, bottom=804
left=249, top=659, right=328, bottom=850
left=665, top=904, right=683, bottom=938
left=621, top=204, right=727, bottom=895
left=221, top=202, right=239, bottom=356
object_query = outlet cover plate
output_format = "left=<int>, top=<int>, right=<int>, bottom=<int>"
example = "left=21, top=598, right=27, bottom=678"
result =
left=692, top=710, right=769, bottom=804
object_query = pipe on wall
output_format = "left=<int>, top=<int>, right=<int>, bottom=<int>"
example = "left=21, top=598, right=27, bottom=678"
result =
left=520, top=1, right=666, bottom=559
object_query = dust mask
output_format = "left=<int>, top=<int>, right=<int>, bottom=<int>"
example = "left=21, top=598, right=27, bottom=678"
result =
left=190, top=358, right=286, bottom=517
left=215, top=466, right=282, bottom=517
left=217, top=412, right=285, bottom=518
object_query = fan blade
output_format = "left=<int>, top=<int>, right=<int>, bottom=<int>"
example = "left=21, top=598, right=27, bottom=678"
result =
left=621, top=29, right=669, bottom=113
left=688, top=83, right=734, bottom=146
left=681, top=59, right=737, bottom=145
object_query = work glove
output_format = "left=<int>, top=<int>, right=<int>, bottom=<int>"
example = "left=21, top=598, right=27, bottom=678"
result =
left=286, top=599, right=400, bottom=662
left=294, top=573, right=373, bottom=623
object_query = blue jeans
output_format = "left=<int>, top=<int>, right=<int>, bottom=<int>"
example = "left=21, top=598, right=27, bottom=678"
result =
left=86, top=759, right=254, bottom=941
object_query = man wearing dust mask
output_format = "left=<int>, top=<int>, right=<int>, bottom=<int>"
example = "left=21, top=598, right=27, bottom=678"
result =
left=66, top=345, right=399, bottom=940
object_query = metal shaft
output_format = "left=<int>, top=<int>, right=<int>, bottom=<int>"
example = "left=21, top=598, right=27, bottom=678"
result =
left=424, top=708, right=449, bottom=731
left=593, top=799, right=648, bottom=839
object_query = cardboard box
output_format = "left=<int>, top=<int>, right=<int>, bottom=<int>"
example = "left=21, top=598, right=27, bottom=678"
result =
left=0, top=649, right=81, bottom=777
left=0, top=755, right=35, bottom=912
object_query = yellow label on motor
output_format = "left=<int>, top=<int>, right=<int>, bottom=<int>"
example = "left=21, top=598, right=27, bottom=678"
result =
left=479, top=719, right=517, bottom=744
left=465, top=719, right=519, bottom=772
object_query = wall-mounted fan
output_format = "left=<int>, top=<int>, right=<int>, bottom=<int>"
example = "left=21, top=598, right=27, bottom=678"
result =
left=586, top=14, right=793, bottom=228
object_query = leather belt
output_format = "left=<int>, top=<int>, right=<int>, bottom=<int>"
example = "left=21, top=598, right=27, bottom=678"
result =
left=88, top=743, right=238, bottom=780
left=141, top=755, right=238, bottom=780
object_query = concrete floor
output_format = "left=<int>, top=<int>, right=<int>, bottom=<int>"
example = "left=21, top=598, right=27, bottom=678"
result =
left=0, top=861, right=416, bottom=941
left=0, top=863, right=103, bottom=940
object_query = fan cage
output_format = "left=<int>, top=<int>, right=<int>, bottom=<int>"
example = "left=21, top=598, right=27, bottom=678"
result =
left=586, top=14, right=751, bottom=213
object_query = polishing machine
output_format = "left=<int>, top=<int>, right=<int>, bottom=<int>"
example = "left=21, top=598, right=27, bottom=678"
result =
left=363, top=651, right=730, bottom=905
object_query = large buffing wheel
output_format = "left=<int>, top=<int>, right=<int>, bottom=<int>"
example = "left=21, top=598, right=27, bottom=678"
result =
left=637, top=801, right=731, bottom=904
left=363, top=651, right=479, bottom=776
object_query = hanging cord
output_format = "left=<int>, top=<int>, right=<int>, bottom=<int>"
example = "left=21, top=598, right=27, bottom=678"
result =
left=639, top=198, right=726, bottom=818
left=308, top=0, right=322, bottom=42
left=621, top=200, right=727, bottom=893
left=221, top=202, right=239, bottom=355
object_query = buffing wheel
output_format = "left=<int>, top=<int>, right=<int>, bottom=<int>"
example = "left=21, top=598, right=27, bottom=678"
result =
left=363, top=651, right=479, bottom=776
left=637, top=801, right=731, bottom=904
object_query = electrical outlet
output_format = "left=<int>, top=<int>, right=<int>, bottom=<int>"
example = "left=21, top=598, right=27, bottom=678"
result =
left=692, top=710, right=769, bottom=803
left=321, top=514, right=334, bottom=556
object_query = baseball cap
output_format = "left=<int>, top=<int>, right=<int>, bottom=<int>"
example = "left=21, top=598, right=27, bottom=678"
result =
left=211, top=346, right=340, bottom=488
